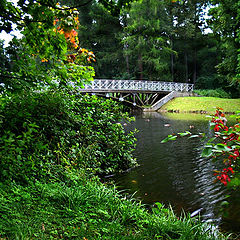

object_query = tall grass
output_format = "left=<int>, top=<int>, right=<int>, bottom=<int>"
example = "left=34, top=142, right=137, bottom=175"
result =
left=0, top=173, right=227, bottom=240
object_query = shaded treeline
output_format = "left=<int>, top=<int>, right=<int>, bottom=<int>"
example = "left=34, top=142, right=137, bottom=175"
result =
left=0, top=0, right=240, bottom=97
left=64, top=0, right=239, bottom=97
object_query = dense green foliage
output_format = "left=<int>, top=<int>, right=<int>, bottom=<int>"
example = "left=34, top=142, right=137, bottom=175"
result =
left=77, top=1, right=126, bottom=79
left=193, top=89, right=231, bottom=98
left=0, top=90, right=136, bottom=183
left=0, top=1, right=96, bottom=92
left=1, top=0, right=240, bottom=97
left=121, top=0, right=173, bottom=81
left=0, top=90, right=227, bottom=239
left=54, top=0, right=237, bottom=97
left=208, top=0, right=239, bottom=81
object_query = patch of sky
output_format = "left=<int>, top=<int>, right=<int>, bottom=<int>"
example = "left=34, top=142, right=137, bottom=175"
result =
left=0, top=0, right=23, bottom=47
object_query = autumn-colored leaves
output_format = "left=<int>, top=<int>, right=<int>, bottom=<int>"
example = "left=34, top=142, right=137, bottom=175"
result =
left=41, top=3, right=96, bottom=65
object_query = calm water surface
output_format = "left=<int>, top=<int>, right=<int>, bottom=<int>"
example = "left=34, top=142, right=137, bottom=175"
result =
left=113, top=112, right=239, bottom=231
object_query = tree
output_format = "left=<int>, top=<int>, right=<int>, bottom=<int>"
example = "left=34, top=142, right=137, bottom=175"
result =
left=121, top=0, right=174, bottom=81
left=208, top=0, right=240, bottom=87
left=76, top=0, right=126, bottom=79
left=166, top=0, right=209, bottom=83
left=0, top=40, right=9, bottom=91
left=0, top=0, right=95, bottom=91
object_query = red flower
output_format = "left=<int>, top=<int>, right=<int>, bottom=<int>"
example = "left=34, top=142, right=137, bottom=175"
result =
left=227, top=167, right=234, bottom=174
left=234, top=149, right=239, bottom=158
left=217, top=173, right=230, bottom=186
left=215, top=167, right=234, bottom=186
left=229, top=149, right=240, bottom=160
left=214, top=125, right=220, bottom=131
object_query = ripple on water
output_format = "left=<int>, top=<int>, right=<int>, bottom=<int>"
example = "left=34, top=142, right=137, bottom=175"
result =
left=114, top=112, right=236, bottom=229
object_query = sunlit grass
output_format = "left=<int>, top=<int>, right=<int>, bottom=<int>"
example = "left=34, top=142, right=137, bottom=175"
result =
left=160, top=97, right=240, bottom=113
left=161, top=112, right=210, bottom=121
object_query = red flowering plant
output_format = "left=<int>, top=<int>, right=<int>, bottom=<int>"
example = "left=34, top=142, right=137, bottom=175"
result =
left=161, top=108, right=240, bottom=187
left=208, top=108, right=240, bottom=187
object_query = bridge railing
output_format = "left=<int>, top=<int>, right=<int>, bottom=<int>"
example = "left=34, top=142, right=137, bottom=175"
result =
left=80, top=79, right=194, bottom=92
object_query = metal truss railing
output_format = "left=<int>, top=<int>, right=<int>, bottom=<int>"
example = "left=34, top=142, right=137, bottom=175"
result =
left=80, top=79, right=194, bottom=92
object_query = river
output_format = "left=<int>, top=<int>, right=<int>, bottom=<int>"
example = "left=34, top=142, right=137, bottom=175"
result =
left=113, top=112, right=240, bottom=233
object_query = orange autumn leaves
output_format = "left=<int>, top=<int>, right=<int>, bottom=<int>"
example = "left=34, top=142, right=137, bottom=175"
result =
left=67, top=48, right=96, bottom=65
left=54, top=15, right=96, bottom=64
left=64, top=29, right=78, bottom=48
left=41, top=3, right=95, bottom=64
left=53, top=17, right=79, bottom=49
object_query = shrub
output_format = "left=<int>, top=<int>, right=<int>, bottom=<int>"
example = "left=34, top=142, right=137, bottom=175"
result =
left=0, top=90, right=136, bottom=183
left=194, top=88, right=230, bottom=98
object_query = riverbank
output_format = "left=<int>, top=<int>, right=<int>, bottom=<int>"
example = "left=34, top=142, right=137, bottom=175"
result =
left=0, top=173, right=228, bottom=240
left=0, top=91, right=227, bottom=239
left=159, top=97, right=240, bottom=114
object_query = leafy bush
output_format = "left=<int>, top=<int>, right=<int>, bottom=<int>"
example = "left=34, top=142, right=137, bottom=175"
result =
left=0, top=90, right=136, bottom=183
left=194, top=88, right=230, bottom=98
left=195, top=75, right=226, bottom=90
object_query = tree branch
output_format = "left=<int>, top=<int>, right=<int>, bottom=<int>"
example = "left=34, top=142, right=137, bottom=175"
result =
left=36, top=0, right=93, bottom=10
left=0, top=74, right=24, bottom=80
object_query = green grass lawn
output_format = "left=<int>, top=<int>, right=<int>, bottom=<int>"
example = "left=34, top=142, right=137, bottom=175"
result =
left=160, top=97, right=240, bottom=113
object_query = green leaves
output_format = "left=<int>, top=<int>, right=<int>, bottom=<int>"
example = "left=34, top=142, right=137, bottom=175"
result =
left=121, top=0, right=174, bottom=81
left=178, top=131, right=191, bottom=137
left=0, top=90, right=137, bottom=182
left=214, top=143, right=231, bottom=152
left=161, top=135, right=177, bottom=143
left=161, top=131, right=203, bottom=143
left=208, top=0, right=240, bottom=86
left=201, top=147, right=213, bottom=158
left=0, top=1, right=96, bottom=92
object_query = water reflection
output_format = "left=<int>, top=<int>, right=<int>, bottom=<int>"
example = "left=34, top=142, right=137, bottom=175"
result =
left=114, top=112, right=228, bottom=225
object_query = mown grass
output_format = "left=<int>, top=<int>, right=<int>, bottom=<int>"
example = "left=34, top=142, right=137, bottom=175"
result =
left=0, top=173, right=227, bottom=240
left=161, top=112, right=210, bottom=121
left=160, top=97, right=240, bottom=114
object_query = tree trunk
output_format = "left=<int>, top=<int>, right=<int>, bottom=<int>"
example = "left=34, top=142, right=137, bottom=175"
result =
left=171, top=52, right=174, bottom=82
left=184, top=52, right=188, bottom=83
left=193, top=47, right=197, bottom=84
left=193, top=2, right=197, bottom=84
left=126, top=55, right=130, bottom=75
left=138, top=54, right=143, bottom=80
left=170, top=35, right=174, bottom=81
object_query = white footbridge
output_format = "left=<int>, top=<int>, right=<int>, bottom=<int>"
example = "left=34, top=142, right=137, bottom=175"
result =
left=79, top=79, right=194, bottom=110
